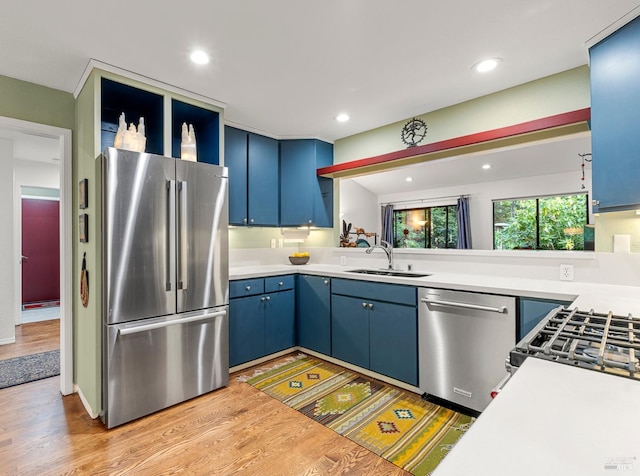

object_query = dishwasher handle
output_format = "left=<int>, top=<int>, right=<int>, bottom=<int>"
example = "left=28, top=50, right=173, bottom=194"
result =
left=421, top=297, right=507, bottom=314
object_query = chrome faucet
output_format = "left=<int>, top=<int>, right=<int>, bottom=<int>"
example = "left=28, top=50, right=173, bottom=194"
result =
left=366, top=240, right=395, bottom=270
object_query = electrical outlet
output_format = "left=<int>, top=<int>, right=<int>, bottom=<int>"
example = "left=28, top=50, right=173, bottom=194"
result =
left=340, top=256, right=347, bottom=266
left=270, top=238, right=276, bottom=248
left=559, top=264, right=574, bottom=281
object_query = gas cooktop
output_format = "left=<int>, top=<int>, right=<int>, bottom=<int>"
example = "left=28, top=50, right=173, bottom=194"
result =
left=509, top=307, right=640, bottom=380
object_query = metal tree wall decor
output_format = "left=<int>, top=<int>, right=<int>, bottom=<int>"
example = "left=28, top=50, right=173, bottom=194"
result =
left=401, top=117, right=428, bottom=148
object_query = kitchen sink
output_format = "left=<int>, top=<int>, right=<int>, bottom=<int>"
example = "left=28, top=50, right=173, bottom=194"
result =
left=347, top=268, right=431, bottom=278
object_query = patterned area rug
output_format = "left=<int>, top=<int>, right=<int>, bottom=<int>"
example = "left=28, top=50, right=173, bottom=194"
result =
left=240, top=356, right=474, bottom=476
left=0, top=350, right=60, bottom=389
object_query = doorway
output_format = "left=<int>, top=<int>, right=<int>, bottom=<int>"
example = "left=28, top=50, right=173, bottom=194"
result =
left=21, top=190, right=61, bottom=323
left=0, top=116, right=72, bottom=395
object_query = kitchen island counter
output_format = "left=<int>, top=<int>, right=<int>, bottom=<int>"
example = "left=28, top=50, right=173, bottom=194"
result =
left=433, top=357, right=640, bottom=475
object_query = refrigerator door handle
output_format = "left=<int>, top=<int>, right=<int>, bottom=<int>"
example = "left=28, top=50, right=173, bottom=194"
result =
left=118, top=309, right=227, bottom=336
left=178, top=181, right=189, bottom=291
left=166, top=180, right=176, bottom=292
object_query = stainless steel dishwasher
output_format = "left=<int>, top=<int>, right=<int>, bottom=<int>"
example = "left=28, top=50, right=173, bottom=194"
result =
left=418, top=287, right=515, bottom=413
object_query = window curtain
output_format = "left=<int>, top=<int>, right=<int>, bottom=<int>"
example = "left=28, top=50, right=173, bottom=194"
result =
left=381, top=204, right=394, bottom=245
left=456, top=196, right=472, bottom=249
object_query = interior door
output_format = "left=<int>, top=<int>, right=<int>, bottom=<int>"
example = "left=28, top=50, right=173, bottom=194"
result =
left=176, top=160, right=229, bottom=313
left=21, top=198, right=60, bottom=304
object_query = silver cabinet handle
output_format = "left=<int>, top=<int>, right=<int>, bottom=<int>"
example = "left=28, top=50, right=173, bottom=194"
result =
left=166, top=180, right=176, bottom=292
left=362, top=302, right=367, bottom=309
left=368, top=303, right=373, bottom=310
left=261, top=296, right=271, bottom=302
left=246, top=285, right=251, bottom=291
left=261, top=297, right=266, bottom=302
left=178, top=181, right=188, bottom=291
left=266, top=296, right=270, bottom=301
left=250, top=218, right=255, bottom=223
left=119, top=310, right=227, bottom=335
left=243, top=218, right=247, bottom=223
left=421, top=297, right=507, bottom=314
left=323, top=279, right=329, bottom=285
left=278, top=282, right=284, bottom=286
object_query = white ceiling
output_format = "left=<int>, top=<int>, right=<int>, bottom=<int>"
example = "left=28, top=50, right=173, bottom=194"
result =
left=1, top=1, right=639, bottom=143
left=349, top=132, right=592, bottom=196
left=0, top=129, right=59, bottom=163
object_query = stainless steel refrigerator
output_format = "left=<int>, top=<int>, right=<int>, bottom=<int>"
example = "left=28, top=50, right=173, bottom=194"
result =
left=100, top=147, right=229, bottom=428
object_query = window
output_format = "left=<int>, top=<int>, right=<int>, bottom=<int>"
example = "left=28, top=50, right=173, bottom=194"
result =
left=493, top=193, right=588, bottom=250
left=393, top=205, right=458, bottom=248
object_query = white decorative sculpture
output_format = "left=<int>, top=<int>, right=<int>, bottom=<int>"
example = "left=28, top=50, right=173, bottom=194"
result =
left=113, top=112, right=147, bottom=153
left=181, top=123, right=197, bottom=162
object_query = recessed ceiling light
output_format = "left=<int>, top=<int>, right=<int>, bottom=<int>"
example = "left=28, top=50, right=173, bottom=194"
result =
left=406, top=177, right=413, bottom=182
left=473, top=58, right=502, bottom=73
left=335, top=113, right=350, bottom=122
left=190, top=50, right=210, bottom=65
left=482, top=164, right=491, bottom=170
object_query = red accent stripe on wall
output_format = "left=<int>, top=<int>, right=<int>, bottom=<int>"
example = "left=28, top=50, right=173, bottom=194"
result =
left=318, top=108, right=591, bottom=176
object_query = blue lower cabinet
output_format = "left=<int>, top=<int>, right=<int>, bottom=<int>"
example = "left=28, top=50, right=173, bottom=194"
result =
left=369, top=301, right=418, bottom=386
left=517, top=297, right=572, bottom=341
left=296, top=275, right=331, bottom=355
left=230, top=276, right=295, bottom=366
left=331, top=295, right=370, bottom=369
left=229, top=296, right=265, bottom=367
left=331, top=280, right=418, bottom=386
left=265, top=290, right=295, bottom=355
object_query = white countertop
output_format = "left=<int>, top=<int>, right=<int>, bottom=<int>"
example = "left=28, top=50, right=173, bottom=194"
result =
left=434, top=358, right=640, bottom=476
left=230, top=263, right=640, bottom=315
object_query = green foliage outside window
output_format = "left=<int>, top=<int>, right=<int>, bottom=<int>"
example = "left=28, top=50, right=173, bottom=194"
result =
left=493, top=194, right=588, bottom=250
left=393, top=205, right=458, bottom=249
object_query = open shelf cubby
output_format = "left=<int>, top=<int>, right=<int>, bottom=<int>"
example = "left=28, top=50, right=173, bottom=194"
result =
left=100, top=77, right=164, bottom=155
left=171, top=99, right=220, bottom=165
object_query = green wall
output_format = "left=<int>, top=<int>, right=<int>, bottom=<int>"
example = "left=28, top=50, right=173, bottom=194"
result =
left=0, top=75, right=74, bottom=130
left=334, top=66, right=591, bottom=165
left=74, top=71, right=101, bottom=414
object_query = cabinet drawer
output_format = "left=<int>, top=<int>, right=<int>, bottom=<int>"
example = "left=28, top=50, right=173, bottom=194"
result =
left=265, top=275, right=295, bottom=293
left=331, top=278, right=416, bottom=306
left=230, top=278, right=264, bottom=298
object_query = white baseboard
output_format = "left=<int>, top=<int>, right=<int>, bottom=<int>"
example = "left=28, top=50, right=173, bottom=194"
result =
left=74, top=384, right=100, bottom=419
left=0, top=337, right=16, bottom=346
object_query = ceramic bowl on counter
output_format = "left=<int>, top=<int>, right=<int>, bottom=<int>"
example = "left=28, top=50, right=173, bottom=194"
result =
left=289, top=255, right=310, bottom=265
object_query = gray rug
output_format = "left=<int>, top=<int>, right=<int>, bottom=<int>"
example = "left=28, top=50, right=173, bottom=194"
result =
left=0, top=350, right=60, bottom=389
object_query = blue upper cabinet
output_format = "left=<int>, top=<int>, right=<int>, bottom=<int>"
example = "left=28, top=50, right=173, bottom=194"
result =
left=590, top=15, right=640, bottom=212
left=280, top=139, right=334, bottom=227
left=224, top=126, right=279, bottom=226
left=248, top=133, right=279, bottom=225
left=225, top=126, right=249, bottom=225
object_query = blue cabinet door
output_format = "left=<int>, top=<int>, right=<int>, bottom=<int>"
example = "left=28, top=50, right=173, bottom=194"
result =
left=313, top=141, right=334, bottom=227
left=248, top=133, right=279, bottom=225
left=280, top=139, right=333, bottom=227
left=224, top=126, right=248, bottom=225
left=590, top=15, right=640, bottom=212
left=280, top=140, right=314, bottom=226
left=331, top=294, right=369, bottom=369
left=229, top=296, right=265, bottom=367
left=369, top=301, right=418, bottom=386
left=296, top=275, right=331, bottom=355
left=265, top=290, right=295, bottom=355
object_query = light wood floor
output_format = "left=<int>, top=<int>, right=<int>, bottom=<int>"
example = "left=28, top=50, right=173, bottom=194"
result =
left=0, top=354, right=409, bottom=476
left=0, top=319, right=59, bottom=360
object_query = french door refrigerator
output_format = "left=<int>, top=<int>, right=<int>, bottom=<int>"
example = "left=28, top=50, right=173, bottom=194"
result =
left=100, top=147, right=229, bottom=428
